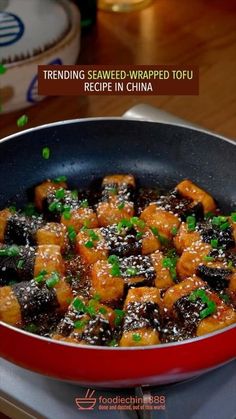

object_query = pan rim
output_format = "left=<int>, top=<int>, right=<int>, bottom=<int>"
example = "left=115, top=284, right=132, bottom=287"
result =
left=0, top=117, right=235, bottom=147
left=1, top=321, right=235, bottom=351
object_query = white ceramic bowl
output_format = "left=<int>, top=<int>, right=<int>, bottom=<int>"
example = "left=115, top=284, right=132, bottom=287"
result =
left=0, top=0, right=81, bottom=113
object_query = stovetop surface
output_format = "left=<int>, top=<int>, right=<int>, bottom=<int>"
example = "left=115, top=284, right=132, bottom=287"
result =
left=0, top=358, right=235, bottom=419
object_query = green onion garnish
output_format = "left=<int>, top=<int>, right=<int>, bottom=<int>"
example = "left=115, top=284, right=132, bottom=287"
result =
left=85, top=240, right=94, bottom=248
left=212, top=216, right=227, bottom=226
left=111, top=264, right=121, bottom=277
left=126, top=267, right=138, bottom=276
left=88, top=229, right=99, bottom=241
left=108, top=255, right=119, bottom=264
left=42, top=147, right=50, bottom=160
left=189, top=289, right=216, bottom=319
left=73, top=297, right=86, bottom=313
left=23, top=203, right=39, bottom=217
left=117, top=218, right=132, bottom=232
left=114, top=309, right=125, bottom=326
left=0, top=245, right=20, bottom=257
left=25, top=323, right=38, bottom=333
left=107, top=186, right=118, bottom=195
left=53, top=175, right=67, bottom=183
left=220, top=294, right=230, bottom=303
left=203, top=255, right=214, bottom=262
left=132, top=333, right=142, bottom=342
left=17, top=114, right=28, bottom=128
left=186, top=215, right=196, bottom=232
left=67, top=226, right=77, bottom=242
left=0, top=64, right=7, bottom=75
left=162, top=256, right=178, bottom=280
left=34, top=270, right=47, bottom=283
left=150, top=227, right=170, bottom=246
left=118, top=202, right=125, bottom=210
left=205, top=212, right=214, bottom=220
left=220, top=222, right=230, bottom=231
left=171, top=226, right=178, bottom=236
left=46, top=272, right=60, bottom=288
left=48, top=201, right=57, bottom=212
left=92, top=293, right=101, bottom=301
left=99, top=307, right=107, bottom=315
left=109, top=339, right=118, bottom=347
left=231, top=212, right=236, bottom=222
left=71, top=190, right=78, bottom=200
left=55, top=188, right=65, bottom=200
left=130, top=217, right=145, bottom=229
left=63, top=210, right=71, bottom=220
left=80, top=199, right=89, bottom=208
left=211, top=238, right=218, bottom=248
left=17, top=259, right=24, bottom=269
left=227, top=260, right=233, bottom=269
left=9, top=205, right=16, bottom=213
left=74, top=319, right=88, bottom=329
left=136, top=231, right=144, bottom=240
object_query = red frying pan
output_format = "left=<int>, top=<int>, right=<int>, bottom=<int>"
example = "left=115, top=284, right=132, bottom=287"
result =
left=0, top=106, right=235, bottom=387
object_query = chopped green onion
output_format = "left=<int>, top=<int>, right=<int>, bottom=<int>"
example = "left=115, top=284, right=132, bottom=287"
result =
left=23, top=203, right=39, bottom=217
left=220, top=294, right=230, bottom=303
left=162, top=255, right=178, bottom=280
left=231, top=212, right=236, bottom=222
left=25, top=323, right=38, bottom=333
left=17, top=259, right=24, bottom=269
left=186, top=215, right=196, bottom=232
left=227, top=260, right=233, bottom=269
left=88, top=229, right=99, bottom=241
left=117, top=218, right=132, bottom=232
left=108, top=255, right=119, bottom=264
left=220, top=222, right=230, bottom=231
left=42, top=147, right=50, bottom=160
left=71, top=190, right=78, bottom=199
left=171, top=226, right=178, bottom=236
left=53, top=175, right=67, bottom=183
left=63, top=210, right=71, bottom=220
left=107, top=186, right=118, bottom=195
left=74, top=319, right=88, bottom=329
left=48, top=201, right=58, bottom=212
left=73, top=297, right=86, bottom=313
left=85, top=240, right=94, bottom=248
left=211, top=238, right=218, bottom=248
left=109, top=339, right=118, bottom=347
left=111, top=264, right=121, bottom=277
left=130, top=217, right=145, bottom=229
left=0, top=64, right=7, bottom=75
left=189, top=289, right=208, bottom=303
left=212, top=216, right=227, bottom=226
left=67, top=226, right=77, bottom=242
left=205, top=212, right=214, bottom=220
left=203, top=256, right=214, bottom=262
left=150, top=227, right=170, bottom=246
left=92, top=293, right=101, bottom=301
left=132, top=333, right=142, bottom=342
left=17, top=114, right=28, bottom=128
left=55, top=188, right=65, bottom=200
left=0, top=245, right=20, bottom=257
left=126, top=267, right=138, bottom=276
left=114, top=309, right=125, bottom=326
left=199, top=300, right=216, bottom=319
left=136, top=231, right=144, bottom=240
left=118, top=202, right=125, bottom=210
left=99, top=307, right=107, bottom=315
left=9, top=205, right=16, bottom=213
left=34, top=270, right=47, bottom=283
left=46, top=272, right=60, bottom=288
left=80, top=199, right=89, bottom=208
left=86, top=300, right=97, bottom=316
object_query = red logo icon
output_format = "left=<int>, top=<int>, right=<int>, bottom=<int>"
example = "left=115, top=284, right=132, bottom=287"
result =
left=75, top=389, right=96, bottom=410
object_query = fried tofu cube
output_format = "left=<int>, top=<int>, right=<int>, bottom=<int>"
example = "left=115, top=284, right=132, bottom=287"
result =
left=54, top=278, right=73, bottom=312
left=34, top=245, right=65, bottom=276
left=97, top=197, right=134, bottom=227
left=141, top=227, right=161, bottom=254
left=36, top=222, right=68, bottom=252
left=119, top=328, right=160, bottom=347
left=176, top=180, right=216, bottom=214
left=196, top=292, right=236, bottom=336
left=0, top=209, right=11, bottom=242
left=76, top=229, right=108, bottom=265
left=163, top=276, right=206, bottom=312
left=91, top=260, right=124, bottom=303
left=176, top=242, right=211, bottom=279
left=124, top=286, right=162, bottom=307
left=35, top=180, right=67, bottom=211
left=140, top=204, right=180, bottom=239
left=174, top=222, right=201, bottom=254
left=61, top=207, right=98, bottom=232
left=0, top=286, right=22, bottom=326
left=151, top=251, right=175, bottom=289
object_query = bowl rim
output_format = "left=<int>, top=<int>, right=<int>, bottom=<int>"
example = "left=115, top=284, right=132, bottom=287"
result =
left=2, top=0, right=80, bottom=69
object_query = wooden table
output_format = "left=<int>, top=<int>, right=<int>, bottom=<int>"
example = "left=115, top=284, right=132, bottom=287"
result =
left=1, top=0, right=236, bottom=139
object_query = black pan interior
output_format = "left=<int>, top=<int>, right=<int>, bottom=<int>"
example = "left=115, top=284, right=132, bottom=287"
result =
left=0, top=119, right=235, bottom=211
